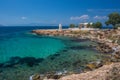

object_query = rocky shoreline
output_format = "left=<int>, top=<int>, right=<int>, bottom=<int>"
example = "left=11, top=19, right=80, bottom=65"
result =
left=31, top=29, right=120, bottom=80
left=60, top=62, right=120, bottom=80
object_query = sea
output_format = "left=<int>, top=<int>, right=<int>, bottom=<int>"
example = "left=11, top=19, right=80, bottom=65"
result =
left=0, top=26, right=104, bottom=80
left=0, top=26, right=67, bottom=63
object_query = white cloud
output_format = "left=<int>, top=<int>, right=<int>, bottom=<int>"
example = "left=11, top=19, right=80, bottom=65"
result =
left=87, top=9, right=120, bottom=12
left=93, top=16, right=108, bottom=20
left=70, top=16, right=80, bottom=20
left=87, top=9, right=94, bottom=12
left=21, top=17, right=27, bottom=20
left=70, top=15, right=89, bottom=20
left=80, top=15, right=89, bottom=19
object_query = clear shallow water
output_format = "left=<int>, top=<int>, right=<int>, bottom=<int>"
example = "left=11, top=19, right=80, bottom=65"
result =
left=34, top=37, right=103, bottom=73
left=0, top=26, right=104, bottom=80
left=0, top=27, right=101, bottom=76
left=0, top=27, right=65, bottom=63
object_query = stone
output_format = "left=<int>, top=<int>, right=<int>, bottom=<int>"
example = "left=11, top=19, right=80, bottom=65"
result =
left=46, top=73, right=62, bottom=79
left=86, top=63, right=96, bottom=70
left=104, top=61, right=112, bottom=65
left=32, top=74, right=41, bottom=80
left=85, top=60, right=104, bottom=70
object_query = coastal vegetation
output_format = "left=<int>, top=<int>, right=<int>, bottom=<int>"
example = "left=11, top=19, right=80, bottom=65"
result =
left=105, top=12, right=120, bottom=29
left=86, top=23, right=92, bottom=28
left=69, top=24, right=76, bottom=28
left=69, top=12, right=120, bottom=29
left=92, top=22, right=102, bottom=29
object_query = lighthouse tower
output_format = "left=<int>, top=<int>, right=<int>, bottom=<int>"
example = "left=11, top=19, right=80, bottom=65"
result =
left=59, top=24, right=62, bottom=31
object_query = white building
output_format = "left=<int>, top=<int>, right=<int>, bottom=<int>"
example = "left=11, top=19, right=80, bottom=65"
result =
left=79, top=22, right=93, bottom=28
left=59, top=24, right=62, bottom=31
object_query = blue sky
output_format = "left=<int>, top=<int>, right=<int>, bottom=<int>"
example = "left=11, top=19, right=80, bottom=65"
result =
left=0, top=0, right=120, bottom=26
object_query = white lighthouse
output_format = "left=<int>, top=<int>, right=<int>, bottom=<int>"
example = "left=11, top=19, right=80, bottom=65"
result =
left=59, top=24, right=62, bottom=31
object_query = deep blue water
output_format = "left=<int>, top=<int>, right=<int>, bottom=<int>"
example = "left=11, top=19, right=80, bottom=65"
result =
left=102, top=26, right=113, bottom=29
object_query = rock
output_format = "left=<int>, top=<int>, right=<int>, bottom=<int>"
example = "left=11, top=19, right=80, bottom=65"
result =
left=29, top=75, right=33, bottom=80
left=32, top=74, right=41, bottom=80
left=86, top=60, right=104, bottom=70
left=46, top=74, right=62, bottom=79
left=104, top=61, right=112, bottom=65
left=86, top=63, right=97, bottom=70
left=114, top=54, right=120, bottom=59
left=60, top=62, right=120, bottom=80
left=0, top=63, right=4, bottom=67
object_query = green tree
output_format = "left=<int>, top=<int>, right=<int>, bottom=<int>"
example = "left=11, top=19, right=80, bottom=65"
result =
left=105, top=12, right=120, bottom=29
left=105, top=21, right=109, bottom=26
left=115, top=24, right=120, bottom=29
left=91, top=23, right=95, bottom=28
left=94, top=22, right=102, bottom=29
left=69, top=24, right=75, bottom=28
left=87, top=23, right=91, bottom=28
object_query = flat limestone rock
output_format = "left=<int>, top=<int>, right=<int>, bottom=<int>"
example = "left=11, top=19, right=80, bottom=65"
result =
left=59, top=62, right=120, bottom=80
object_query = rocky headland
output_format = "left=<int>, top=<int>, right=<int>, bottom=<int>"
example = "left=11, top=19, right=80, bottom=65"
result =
left=30, top=29, right=120, bottom=80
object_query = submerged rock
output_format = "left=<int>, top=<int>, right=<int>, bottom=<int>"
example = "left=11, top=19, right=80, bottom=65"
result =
left=70, top=46, right=90, bottom=50
left=0, top=57, right=21, bottom=68
left=62, top=49, right=68, bottom=52
left=85, top=60, right=104, bottom=70
left=60, top=61, right=70, bottom=67
left=71, top=39, right=89, bottom=42
left=72, top=60, right=81, bottom=67
left=1, top=57, right=44, bottom=68
left=0, top=63, right=4, bottom=67
left=86, top=63, right=97, bottom=70
left=19, top=57, right=44, bottom=67
left=49, top=53, right=60, bottom=60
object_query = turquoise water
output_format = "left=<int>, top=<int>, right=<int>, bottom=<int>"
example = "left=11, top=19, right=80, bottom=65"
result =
left=0, top=27, right=65, bottom=63
left=34, top=38, right=103, bottom=73
left=0, top=27, right=105, bottom=80
left=0, top=36, right=65, bottom=63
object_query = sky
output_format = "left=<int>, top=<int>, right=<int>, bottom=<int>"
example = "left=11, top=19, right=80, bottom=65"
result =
left=0, top=0, right=120, bottom=26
